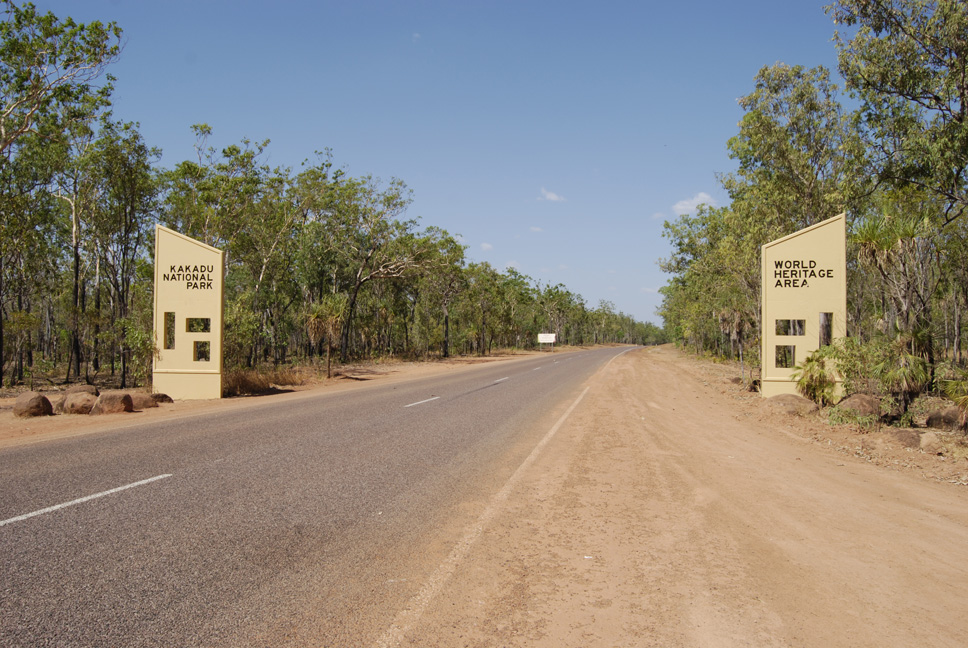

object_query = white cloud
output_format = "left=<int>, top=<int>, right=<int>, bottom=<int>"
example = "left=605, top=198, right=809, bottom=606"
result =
left=412, top=33, right=421, bottom=42
left=530, top=226, right=543, bottom=232
left=480, top=242, right=493, bottom=251
left=641, top=286, right=659, bottom=294
left=672, top=192, right=716, bottom=216
left=505, top=260, right=520, bottom=270
left=651, top=212, right=666, bottom=220
left=539, top=187, right=565, bottom=202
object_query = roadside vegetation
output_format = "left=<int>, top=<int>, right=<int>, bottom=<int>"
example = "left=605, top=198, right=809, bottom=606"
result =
left=0, top=1, right=665, bottom=395
left=659, top=0, right=968, bottom=426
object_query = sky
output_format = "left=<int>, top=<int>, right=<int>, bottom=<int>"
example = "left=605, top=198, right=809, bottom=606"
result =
left=37, top=0, right=845, bottom=325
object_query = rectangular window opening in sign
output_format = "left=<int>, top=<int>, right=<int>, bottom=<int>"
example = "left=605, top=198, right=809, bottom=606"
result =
left=187, top=318, right=211, bottom=333
left=194, top=341, right=211, bottom=362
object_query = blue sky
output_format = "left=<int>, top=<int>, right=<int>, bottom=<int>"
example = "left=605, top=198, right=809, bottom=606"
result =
left=38, top=1, right=843, bottom=324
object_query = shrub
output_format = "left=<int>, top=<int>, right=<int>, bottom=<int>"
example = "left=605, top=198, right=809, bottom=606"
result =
left=943, top=373, right=968, bottom=430
left=792, top=345, right=839, bottom=407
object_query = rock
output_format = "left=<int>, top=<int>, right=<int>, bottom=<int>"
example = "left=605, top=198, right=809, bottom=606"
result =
left=64, top=391, right=97, bottom=415
left=66, top=384, right=100, bottom=397
left=887, top=428, right=921, bottom=449
left=768, top=393, right=819, bottom=416
left=127, top=392, right=158, bottom=410
left=49, top=393, right=67, bottom=414
left=13, top=392, right=53, bottom=418
left=926, top=406, right=965, bottom=431
left=919, top=431, right=944, bottom=455
left=150, top=393, right=174, bottom=404
left=837, top=393, right=879, bottom=418
left=90, top=392, right=133, bottom=415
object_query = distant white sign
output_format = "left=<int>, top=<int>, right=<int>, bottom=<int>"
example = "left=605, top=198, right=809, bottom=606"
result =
left=538, top=333, right=556, bottom=344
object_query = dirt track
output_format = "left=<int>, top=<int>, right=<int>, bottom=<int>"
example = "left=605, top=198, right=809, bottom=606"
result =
left=389, top=346, right=968, bottom=647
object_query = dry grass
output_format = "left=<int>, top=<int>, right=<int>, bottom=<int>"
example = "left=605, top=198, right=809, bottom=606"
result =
left=222, top=366, right=313, bottom=397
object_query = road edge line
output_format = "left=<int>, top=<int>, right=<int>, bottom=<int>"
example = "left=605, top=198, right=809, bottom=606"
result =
left=372, top=385, right=591, bottom=648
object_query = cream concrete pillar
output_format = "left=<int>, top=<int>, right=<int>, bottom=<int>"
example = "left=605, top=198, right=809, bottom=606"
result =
left=152, top=225, right=224, bottom=400
left=760, top=214, right=846, bottom=398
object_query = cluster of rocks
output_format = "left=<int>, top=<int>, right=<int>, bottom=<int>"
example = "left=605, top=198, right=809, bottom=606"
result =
left=767, top=391, right=965, bottom=455
left=13, top=385, right=173, bottom=418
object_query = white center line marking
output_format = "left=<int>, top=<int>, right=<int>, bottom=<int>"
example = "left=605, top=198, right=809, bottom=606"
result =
left=404, top=396, right=440, bottom=408
left=493, top=377, right=509, bottom=384
left=0, top=474, right=172, bottom=528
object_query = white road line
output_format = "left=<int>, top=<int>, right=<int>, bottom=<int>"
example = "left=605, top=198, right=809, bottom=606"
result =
left=493, top=377, right=509, bottom=383
left=404, top=396, right=440, bottom=408
left=533, top=367, right=541, bottom=371
left=0, top=474, right=172, bottom=528
left=373, top=386, right=590, bottom=648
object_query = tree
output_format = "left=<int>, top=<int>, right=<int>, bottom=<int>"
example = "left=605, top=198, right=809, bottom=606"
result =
left=307, top=292, right=348, bottom=379
left=90, top=119, right=158, bottom=387
left=416, top=226, right=466, bottom=358
left=827, top=0, right=968, bottom=225
left=723, top=63, right=868, bottom=234
left=322, top=176, right=430, bottom=361
left=0, top=1, right=120, bottom=156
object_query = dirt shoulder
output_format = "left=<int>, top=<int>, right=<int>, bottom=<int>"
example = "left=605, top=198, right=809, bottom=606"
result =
left=391, top=345, right=968, bottom=648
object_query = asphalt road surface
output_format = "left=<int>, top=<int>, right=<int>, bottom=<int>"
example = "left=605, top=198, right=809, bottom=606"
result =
left=0, top=347, right=630, bottom=647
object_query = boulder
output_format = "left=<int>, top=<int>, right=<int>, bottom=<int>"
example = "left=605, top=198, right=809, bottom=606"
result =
left=127, top=392, right=158, bottom=410
left=64, top=391, right=97, bottom=415
left=767, top=393, right=819, bottom=416
left=150, top=393, right=174, bottom=404
left=837, top=393, right=879, bottom=418
left=49, top=393, right=68, bottom=414
left=13, top=391, right=53, bottom=418
left=90, top=392, right=133, bottom=415
left=887, top=428, right=921, bottom=449
left=926, top=406, right=965, bottom=432
left=919, top=431, right=944, bottom=455
left=66, top=384, right=100, bottom=397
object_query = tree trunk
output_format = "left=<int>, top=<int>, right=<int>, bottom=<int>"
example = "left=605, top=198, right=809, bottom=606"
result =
left=443, top=304, right=450, bottom=358
left=340, top=282, right=363, bottom=363
left=955, top=301, right=962, bottom=366
left=71, top=243, right=82, bottom=379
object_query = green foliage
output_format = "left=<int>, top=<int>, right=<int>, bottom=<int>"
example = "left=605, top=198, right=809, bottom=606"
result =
left=827, top=405, right=879, bottom=431
left=827, top=0, right=968, bottom=225
left=942, top=372, right=968, bottom=429
left=792, top=346, right=840, bottom=407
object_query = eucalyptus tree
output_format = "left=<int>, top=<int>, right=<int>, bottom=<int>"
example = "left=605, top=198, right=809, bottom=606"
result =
left=723, top=63, right=868, bottom=235
left=322, top=175, right=432, bottom=360
left=0, top=132, right=59, bottom=384
left=0, top=1, right=119, bottom=381
left=51, top=113, right=104, bottom=379
left=459, top=262, right=501, bottom=355
left=416, top=226, right=466, bottom=358
left=89, top=119, right=158, bottom=387
left=0, top=1, right=120, bottom=157
left=827, top=0, right=968, bottom=226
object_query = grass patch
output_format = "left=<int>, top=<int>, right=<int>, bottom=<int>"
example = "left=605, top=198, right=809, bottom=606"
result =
left=222, top=366, right=312, bottom=397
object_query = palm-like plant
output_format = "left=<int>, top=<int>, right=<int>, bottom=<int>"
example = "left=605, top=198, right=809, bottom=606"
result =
left=306, top=293, right=349, bottom=379
left=793, top=345, right=840, bottom=407
left=943, top=375, right=968, bottom=431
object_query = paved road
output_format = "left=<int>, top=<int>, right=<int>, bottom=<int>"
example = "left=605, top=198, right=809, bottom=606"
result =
left=0, top=347, right=630, bottom=647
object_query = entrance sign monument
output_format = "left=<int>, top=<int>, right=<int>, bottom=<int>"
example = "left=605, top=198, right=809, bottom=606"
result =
left=760, top=213, right=846, bottom=398
left=152, top=225, right=224, bottom=400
